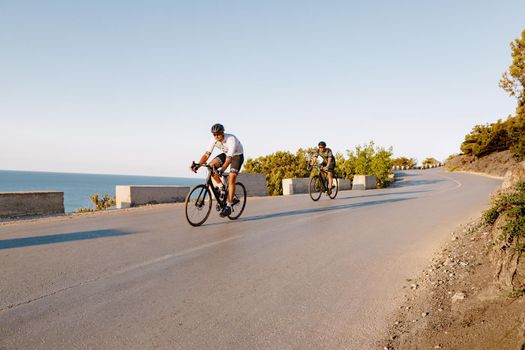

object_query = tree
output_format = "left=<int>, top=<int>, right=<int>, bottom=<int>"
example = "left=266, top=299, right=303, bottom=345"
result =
left=500, top=28, right=525, bottom=160
left=460, top=119, right=510, bottom=157
left=371, top=146, right=394, bottom=187
left=352, top=142, right=375, bottom=176
left=422, top=157, right=440, bottom=167
left=392, top=157, right=417, bottom=168
left=345, top=141, right=394, bottom=188
left=335, top=151, right=355, bottom=180
left=499, top=29, right=525, bottom=117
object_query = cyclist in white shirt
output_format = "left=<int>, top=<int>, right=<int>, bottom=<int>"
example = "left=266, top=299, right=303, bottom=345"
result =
left=191, top=123, right=244, bottom=217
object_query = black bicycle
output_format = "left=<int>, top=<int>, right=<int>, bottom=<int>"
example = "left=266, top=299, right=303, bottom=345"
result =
left=185, top=162, right=247, bottom=226
left=308, top=163, right=339, bottom=201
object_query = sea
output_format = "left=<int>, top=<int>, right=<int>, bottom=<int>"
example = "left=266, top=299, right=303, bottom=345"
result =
left=0, top=170, right=203, bottom=213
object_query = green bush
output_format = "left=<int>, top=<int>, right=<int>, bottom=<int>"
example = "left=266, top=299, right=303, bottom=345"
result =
left=90, top=194, right=116, bottom=211
left=243, top=149, right=312, bottom=195
left=244, top=142, right=394, bottom=194
left=77, top=207, right=94, bottom=213
left=392, top=157, right=417, bottom=168
left=460, top=119, right=510, bottom=157
left=422, top=157, right=440, bottom=167
left=347, top=142, right=393, bottom=188
left=482, top=181, right=525, bottom=252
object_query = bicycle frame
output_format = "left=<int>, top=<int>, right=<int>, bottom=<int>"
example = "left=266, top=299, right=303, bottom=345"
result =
left=309, top=163, right=330, bottom=191
left=202, top=164, right=229, bottom=207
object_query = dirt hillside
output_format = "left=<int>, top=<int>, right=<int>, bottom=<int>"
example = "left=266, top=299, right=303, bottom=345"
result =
left=445, top=150, right=519, bottom=177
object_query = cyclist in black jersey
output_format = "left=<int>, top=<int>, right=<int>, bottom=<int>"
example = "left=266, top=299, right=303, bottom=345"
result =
left=312, top=141, right=336, bottom=194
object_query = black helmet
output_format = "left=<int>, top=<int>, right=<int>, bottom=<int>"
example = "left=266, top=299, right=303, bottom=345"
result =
left=318, top=141, right=326, bottom=147
left=211, top=123, right=225, bottom=134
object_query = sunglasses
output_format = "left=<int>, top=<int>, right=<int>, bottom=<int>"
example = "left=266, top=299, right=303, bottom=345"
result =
left=213, top=133, right=223, bottom=136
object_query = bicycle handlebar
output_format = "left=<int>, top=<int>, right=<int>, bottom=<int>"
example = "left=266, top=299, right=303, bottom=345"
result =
left=191, top=161, right=225, bottom=175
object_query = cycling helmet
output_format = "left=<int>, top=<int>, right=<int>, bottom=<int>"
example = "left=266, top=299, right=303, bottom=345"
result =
left=318, top=141, right=326, bottom=147
left=211, top=123, right=225, bottom=134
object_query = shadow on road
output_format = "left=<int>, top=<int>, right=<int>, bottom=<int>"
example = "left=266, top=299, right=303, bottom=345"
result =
left=208, top=197, right=413, bottom=226
left=392, top=178, right=445, bottom=188
left=0, top=229, right=136, bottom=250
left=335, top=190, right=429, bottom=201
left=394, top=172, right=420, bottom=177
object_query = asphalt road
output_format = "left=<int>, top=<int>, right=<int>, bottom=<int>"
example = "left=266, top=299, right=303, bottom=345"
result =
left=0, top=169, right=501, bottom=349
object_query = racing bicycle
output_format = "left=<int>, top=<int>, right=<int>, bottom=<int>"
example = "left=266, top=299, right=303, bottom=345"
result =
left=308, top=162, right=339, bottom=201
left=185, top=162, right=247, bottom=226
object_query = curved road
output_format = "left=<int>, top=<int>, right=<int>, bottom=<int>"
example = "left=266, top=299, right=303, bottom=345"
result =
left=0, top=169, right=501, bottom=349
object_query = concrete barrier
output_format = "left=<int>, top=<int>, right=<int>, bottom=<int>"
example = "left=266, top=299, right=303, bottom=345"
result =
left=282, top=178, right=310, bottom=195
left=337, top=178, right=351, bottom=190
left=237, top=173, right=268, bottom=196
left=283, top=177, right=352, bottom=195
left=116, top=186, right=190, bottom=209
left=352, top=175, right=377, bottom=190
left=0, top=191, right=64, bottom=217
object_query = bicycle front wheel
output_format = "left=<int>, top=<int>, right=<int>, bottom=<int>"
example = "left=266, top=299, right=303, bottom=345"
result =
left=185, top=184, right=212, bottom=226
left=228, top=182, right=247, bottom=220
left=328, top=177, right=339, bottom=199
left=309, top=175, right=322, bottom=201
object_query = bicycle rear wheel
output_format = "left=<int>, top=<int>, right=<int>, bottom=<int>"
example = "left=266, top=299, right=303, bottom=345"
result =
left=328, top=177, right=339, bottom=199
left=185, top=184, right=212, bottom=226
left=228, top=182, right=247, bottom=220
left=309, top=175, right=322, bottom=201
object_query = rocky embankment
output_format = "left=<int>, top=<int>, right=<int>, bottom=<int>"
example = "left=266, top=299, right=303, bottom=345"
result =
left=445, top=150, right=519, bottom=177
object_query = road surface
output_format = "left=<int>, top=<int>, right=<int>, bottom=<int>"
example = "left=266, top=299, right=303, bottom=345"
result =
left=0, top=169, right=501, bottom=349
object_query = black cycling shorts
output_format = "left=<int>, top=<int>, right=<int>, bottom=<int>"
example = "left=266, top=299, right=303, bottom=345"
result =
left=322, top=161, right=336, bottom=172
left=214, top=153, right=244, bottom=174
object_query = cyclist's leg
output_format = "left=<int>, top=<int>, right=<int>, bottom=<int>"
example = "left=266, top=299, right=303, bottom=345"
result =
left=210, top=153, right=226, bottom=186
left=227, top=154, right=244, bottom=203
left=327, top=162, right=336, bottom=188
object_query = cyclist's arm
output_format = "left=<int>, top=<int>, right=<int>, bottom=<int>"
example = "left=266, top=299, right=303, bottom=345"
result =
left=198, top=153, right=209, bottom=165
left=311, top=152, right=319, bottom=165
left=325, top=149, right=334, bottom=169
left=199, top=139, right=215, bottom=165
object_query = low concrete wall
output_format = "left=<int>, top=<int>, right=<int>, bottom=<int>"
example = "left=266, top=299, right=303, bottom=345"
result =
left=283, top=177, right=351, bottom=195
left=337, top=178, right=351, bottom=190
left=237, top=173, right=268, bottom=197
left=282, top=178, right=310, bottom=195
left=352, top=175, right=377, bottom=190
left=116, top=186, right=190, bottom=209
left=0, top=191, right=64, bottom=217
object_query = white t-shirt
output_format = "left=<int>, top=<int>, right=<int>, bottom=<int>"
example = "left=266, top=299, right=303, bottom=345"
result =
left=206, top=133, right=244, bottom=158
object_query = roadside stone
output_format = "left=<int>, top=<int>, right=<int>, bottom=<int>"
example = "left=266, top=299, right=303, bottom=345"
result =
left=451, top=292, right=466, bottom=303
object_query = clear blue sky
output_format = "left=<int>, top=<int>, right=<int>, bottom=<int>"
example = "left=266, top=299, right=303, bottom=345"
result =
left=1, top=0, right=524, bottom=177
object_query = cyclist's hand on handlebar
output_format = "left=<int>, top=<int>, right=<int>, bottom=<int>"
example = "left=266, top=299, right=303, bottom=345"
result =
left=190, top=162, right=200, bottom=173
left=217, top=167, right=225, bottom=176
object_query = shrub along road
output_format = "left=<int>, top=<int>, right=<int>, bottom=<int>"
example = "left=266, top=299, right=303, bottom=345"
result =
left=0, top=168, right=501, bottom=349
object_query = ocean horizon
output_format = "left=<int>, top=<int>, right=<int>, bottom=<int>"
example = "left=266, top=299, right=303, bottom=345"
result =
left=0, top=169, right=203, bottom=213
